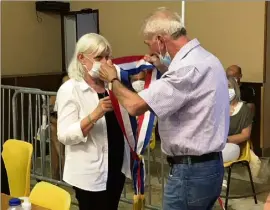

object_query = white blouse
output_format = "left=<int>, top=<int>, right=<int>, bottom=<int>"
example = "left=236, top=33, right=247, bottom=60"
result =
left=55, top=78, right=131, bottom=191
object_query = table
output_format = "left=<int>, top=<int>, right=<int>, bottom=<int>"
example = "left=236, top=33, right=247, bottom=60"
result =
left=1, top=193, right=49, bottom=210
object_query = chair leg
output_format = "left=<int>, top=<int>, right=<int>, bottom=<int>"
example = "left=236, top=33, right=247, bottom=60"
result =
left=245, top=162, right=258, bottom=204
left=225, top=167, right=232, bottom=210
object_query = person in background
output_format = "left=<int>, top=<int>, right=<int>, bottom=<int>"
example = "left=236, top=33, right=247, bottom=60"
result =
left=222, top=77, right=253, bottom=163
left=99, top=7, right=229, bottom=210
left=226, top=65, right=256, bottom=115
left=50, top=72, right=69, bottom=180
left=222, top=77, right=253, bottom=188
left=56, top=33, right=131, bottom=210
left=130, top=71, right=156, bottom=150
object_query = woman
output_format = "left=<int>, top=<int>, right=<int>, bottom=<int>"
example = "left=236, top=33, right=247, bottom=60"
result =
left=222, top=76, right=253, bottom=163
left=50, top=72, right=69, bottom=180
left=56, top=33, right=130, bottom=210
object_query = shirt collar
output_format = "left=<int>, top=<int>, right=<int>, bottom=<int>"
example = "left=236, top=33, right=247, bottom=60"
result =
left=78, top=79, right=91, bottom=91
left=175, top=38, right=201, bottom=60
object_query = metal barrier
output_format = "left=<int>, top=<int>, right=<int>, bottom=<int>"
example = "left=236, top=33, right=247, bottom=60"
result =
left=1, top=85, right=40, bottom=145
left=1, top=85, right=168, bottom=209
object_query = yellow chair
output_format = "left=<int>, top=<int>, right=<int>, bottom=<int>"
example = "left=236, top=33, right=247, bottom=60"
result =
left=2, top=139, right=33, bottom=197
left=29, top=181, right=71, bottom=210
left=223, top=140, right=257, bottom=209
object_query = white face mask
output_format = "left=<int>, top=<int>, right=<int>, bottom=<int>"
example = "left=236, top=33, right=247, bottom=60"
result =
left=132, top=80, right=145, bottom=92
left=88, top=61, right=101, bottom=78
left=228, top=88, right=236, bottom=101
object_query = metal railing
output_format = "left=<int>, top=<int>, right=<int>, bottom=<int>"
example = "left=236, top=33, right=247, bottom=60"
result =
left=1, top=85, right=168, bottom=209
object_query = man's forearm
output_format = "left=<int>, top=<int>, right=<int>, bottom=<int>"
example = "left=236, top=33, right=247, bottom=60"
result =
left=111, top=80, right=149, bottom=116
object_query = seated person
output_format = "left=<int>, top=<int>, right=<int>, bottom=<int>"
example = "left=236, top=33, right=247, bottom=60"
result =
left=130, top=71, right=156, bottom=150
left=222, top=76, right=253, bottom=163
left=50, top=72, right=69, bottom=180
left=226, top=65, right=256, bottom=115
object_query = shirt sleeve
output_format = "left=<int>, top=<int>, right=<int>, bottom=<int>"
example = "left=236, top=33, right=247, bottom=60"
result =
left=138, top=66, right=195, bottom=119
left=56, top=86, right=88, bottom=145
left=242, top=104, right=254, bottom=129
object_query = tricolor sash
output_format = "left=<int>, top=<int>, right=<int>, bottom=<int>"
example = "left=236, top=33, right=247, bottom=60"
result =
left=109, top=56, right=160, bottom=209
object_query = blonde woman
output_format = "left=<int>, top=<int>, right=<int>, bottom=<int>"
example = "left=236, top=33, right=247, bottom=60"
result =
left=56, top=33, right=131, bottom=210
left=222, top=76, right=253, bottom=163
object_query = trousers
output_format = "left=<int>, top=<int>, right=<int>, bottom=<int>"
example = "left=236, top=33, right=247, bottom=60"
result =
left=222, top=143, right=240, bottom=162
left=163, top=156, right=224, bottom=210
left=74, top=172, right=125, bottom=210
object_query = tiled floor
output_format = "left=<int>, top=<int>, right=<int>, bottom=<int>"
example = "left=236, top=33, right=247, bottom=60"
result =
left=32, top=141, right=270, bottom=210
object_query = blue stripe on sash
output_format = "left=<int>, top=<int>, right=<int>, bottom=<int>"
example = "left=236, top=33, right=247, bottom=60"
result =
left=141, top=113, right=155, bottom=154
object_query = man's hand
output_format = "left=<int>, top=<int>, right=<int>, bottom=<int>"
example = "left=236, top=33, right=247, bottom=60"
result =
left=144, top=54, right=168, bottom=74
left=99, top=59, right=118, bottom=83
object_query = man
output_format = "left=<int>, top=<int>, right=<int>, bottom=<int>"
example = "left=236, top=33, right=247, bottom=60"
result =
left=99, top=7, right=229, bottom=210
left=226, top=65, right=256, bottom=114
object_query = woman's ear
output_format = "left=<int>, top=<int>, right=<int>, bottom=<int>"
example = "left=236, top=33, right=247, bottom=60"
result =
left=77, top=53, right=84, bottom=64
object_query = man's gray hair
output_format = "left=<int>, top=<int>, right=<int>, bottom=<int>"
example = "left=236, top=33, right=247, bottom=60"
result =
left=142, top=7, right=185, bottom=40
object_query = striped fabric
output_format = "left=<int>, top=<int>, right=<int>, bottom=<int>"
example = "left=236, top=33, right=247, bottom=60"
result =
left=109, top=56, right=160, bottom=201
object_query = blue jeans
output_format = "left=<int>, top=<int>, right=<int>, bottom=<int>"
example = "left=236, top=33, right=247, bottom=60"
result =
left=163, top=157, right=224, bottom=210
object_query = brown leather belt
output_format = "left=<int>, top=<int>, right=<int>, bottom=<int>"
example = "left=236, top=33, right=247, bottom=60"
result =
left=167, top=152, right=221, bottom=165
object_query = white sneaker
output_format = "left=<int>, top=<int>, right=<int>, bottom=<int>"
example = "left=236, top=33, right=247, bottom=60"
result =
left=222, top=179, right=227, bottom=188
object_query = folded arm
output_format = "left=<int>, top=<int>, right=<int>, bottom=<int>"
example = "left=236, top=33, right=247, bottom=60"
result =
left=227, top=125, right=252, bottom=144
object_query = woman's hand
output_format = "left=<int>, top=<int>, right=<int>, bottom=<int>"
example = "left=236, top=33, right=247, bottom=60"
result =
left=93, top=96, right=113, bottom=119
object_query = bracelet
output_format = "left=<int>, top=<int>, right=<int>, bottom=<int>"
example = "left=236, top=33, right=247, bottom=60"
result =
left=87, top=114, right=96, bottom=125
left=110, top=78, right=119, bottom=83
left=108, top=78, right=119, bottom=90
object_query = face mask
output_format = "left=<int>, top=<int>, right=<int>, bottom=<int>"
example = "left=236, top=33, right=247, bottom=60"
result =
left=132, top=80, right=145, bottom=92
left=228, top=88, right=236, bottom=101
left=84, top=61, right=101, bottom=79
left=157, top=40, right=172, bottom=67
left=159, top=52, right=171, bottom=67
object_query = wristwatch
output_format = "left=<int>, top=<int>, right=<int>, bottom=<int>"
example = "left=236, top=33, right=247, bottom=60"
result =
left=108, top=78, right=119, bottom=90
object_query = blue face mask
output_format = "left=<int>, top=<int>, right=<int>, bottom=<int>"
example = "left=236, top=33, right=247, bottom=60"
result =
left=159, top=52, right=171, bottom=67
left=157, top=40, right=171, bottom=67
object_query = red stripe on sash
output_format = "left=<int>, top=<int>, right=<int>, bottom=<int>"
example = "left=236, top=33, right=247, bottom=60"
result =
left=137, top=70, right=153, bottom=140
left=109, top=90, right=139, bottom=160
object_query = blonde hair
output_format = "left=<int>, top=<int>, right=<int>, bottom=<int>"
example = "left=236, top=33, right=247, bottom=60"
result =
left=228, top=76, right=241, bottom=102
left=68, top=33, right=112, bottom=81
left=142, top=7, right=185, bottom=39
